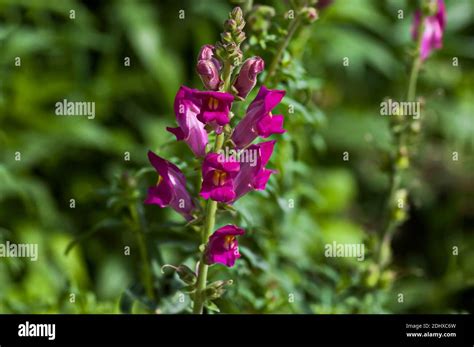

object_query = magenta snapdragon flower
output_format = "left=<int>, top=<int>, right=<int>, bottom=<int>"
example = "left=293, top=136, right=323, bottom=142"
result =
left=169, top=86, right=234, bottom=136
left=232, top=86, right=286, bottom=148
left=205, top=225, right=245, bottom=267
left=145, top=150, right=195, bottom=221
left=233, top=141, right=276, bottom=201
left=412, top=0, right=446, bottom=61
left=196, top=45, right=222, bottom=91
left=195, top=90, right=234, bottom=129
left=200, top=153, right=240, bottom=203
left=167, top=86, right=209, bottom=157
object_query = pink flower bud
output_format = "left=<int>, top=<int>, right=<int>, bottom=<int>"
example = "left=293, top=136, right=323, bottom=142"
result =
left=196, top=45, right=222, bottom=91
left=233, top=57, right=264, bottom=99
left=198, top=44, right=214, bottom=61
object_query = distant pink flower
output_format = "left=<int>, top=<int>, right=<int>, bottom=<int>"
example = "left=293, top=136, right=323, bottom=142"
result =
left=233, top=141, right=276, bottom=201
left=196, top=45, right=222, bottom=91
left=233, top=57, right=264, bottom=99
left=200, top=153, right=240, bottom=203
left=232, top=86, right=286, bottom=148
left=412, top=0, right=446, bottom=61
left=145, top=150, right=195, bottom=221
left=205, top=225, right=245, bottom=267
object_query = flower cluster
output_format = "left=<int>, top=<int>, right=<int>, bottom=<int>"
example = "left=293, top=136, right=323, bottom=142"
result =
left=145, top=8, right=286, bottom=269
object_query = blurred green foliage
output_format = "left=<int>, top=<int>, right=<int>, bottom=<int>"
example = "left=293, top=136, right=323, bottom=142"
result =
left=0, top=0, right=473, bottom=313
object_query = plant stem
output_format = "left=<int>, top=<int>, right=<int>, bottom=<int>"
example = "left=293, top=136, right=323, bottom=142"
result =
left=407, top=57, right=422, bottom=102
left=192, top=134, right=224, bottom=314
left=222, top=62, right=232, bottom=92
left=263, top=16, right=301, bottom=85
left=129, top=203, right=155, bottom=300
left=192, top=199, right=218, bottom=313
left=378, top=16, right=424, bottom=268
left=193, top=62, right=230, bottom=314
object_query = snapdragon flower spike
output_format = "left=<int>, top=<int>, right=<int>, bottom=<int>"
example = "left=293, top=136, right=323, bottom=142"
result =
left=233, top=140, right=276, bottom=201
left=205, top=225, right=245, bottom=267
left=200, top=153, right=240, bottom=203
left=231, top=86, right=286, bottom=149
left=196, top=45, right=222, bottom=91
left=167, top=86, right=209, bottom=157
left=145, top=150, right=195, bottom=221
left=233, top=57, right=264, bottom=99
left=412, top=0, right=446, bottom=61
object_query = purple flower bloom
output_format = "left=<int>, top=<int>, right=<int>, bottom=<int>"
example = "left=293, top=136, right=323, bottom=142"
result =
left=167, top=86, right=209, bottom=157
left=145, top=150, right=195, bottom=221
left=196, top=45, right=222, bottom=91
left=232, top=86, right=285, bottom=148
left=195, top=90, right=234, bottom=130
left=233, top=141, right=276, bottom=201
left=205, top=225, right=245, bottom=267
left=200, top=153, right=240, bottom=203
left=233, top=57, right=264, bottom=99
left=412, top=0, right=446, bottom=61
left=169, top=86, right=234, bottom=138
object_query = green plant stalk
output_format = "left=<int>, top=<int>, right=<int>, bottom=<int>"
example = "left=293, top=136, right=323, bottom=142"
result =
left=192, top=196, right=218, bottom=313
left=128, top=203, right=155, bottom=300
left=378, top=17, right=424, bottom=267
left=192, top=63, right=230, bottom=314
left=222, top=61, right=233, bottom=92
left=263, top=16, right=302, bottom=85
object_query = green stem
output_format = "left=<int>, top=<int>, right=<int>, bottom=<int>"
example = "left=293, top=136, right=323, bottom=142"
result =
left=193, top=64, right=230, bottom=314
left=407, top=57, right=422, bottom=102
left=378, top=169, right=401, bottom=267
left=192, top=135, right=224, bottom=314
left=263, top=16, right=301, bottom=86
left=192, top=199, right=218, bottom=314
left=222, top=62, right=232, bottom=92
left=129, top=203, right=155, bottom=300
left=378, top=15, right=425, bottom=268
left=407, top=14, right=425, bottom=103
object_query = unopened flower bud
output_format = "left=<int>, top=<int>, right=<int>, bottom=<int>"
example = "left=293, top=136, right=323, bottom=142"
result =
left=221, top=31, right=233, bottom=43
left=204, top=280, right=233, bottom=300
left=225, top=19, right=237, bottom=30
left=233, top=57, right=264, bottom=99
left=196, top=45, right=222, bottom=90
left=161, top=264, right=197, bottom=285
left=198, top=44, right=214, bottom=61
left=300, top=7, right=319, bottom=24
left=235, top=32, right=246, bottom=44
left=231, top=7, right=243, bottom=22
